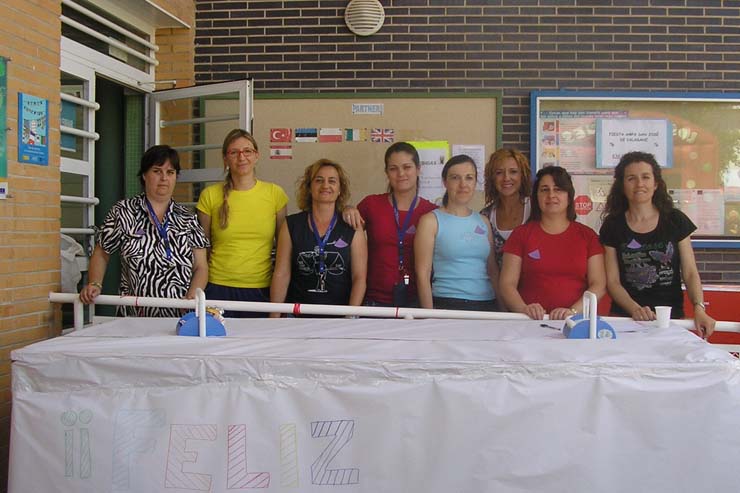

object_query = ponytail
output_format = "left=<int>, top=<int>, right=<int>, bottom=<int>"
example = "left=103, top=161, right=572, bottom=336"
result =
left=218, top=173, right=233, bottom=229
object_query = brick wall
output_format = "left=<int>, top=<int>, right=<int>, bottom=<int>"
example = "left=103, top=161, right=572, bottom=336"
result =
left=0, top=1, right=195, bottom=489
left=155, top=0, right=197, bottom=202
left=0, top=0, right=62, bottom=488
left=194, top=0, right=740, bottom=284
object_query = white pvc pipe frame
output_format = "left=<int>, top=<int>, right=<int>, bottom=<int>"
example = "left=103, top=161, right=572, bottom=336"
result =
left=49, top=289, right=740, bottom=337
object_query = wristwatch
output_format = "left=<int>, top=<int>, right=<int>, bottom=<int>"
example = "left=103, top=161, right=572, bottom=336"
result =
left=694, top=302, right=706, bottom=311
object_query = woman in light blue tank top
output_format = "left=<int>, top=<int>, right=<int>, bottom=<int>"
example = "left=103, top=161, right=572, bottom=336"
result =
left=415, top=155, right=499, bottom=311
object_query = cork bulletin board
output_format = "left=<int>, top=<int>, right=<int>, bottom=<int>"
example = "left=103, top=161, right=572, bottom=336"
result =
left=203, top=92, right=502, bottom=213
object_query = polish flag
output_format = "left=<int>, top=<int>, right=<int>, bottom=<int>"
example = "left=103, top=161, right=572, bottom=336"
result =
left=319, top=128, right=343, bottom=143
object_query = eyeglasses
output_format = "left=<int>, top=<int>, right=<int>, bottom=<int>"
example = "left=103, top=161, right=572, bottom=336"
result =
left=227, top=148, right=257, bottom=158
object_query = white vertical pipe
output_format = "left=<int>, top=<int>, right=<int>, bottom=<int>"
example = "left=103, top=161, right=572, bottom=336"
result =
left=196, top=288, right=206, bottom=338
left=74, top=298, right=84, bottom=331
left=583, top=291, right=598, bottom=339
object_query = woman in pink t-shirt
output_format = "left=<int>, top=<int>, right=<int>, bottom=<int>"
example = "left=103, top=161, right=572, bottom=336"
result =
left=499, top=166, right=606, bottom=320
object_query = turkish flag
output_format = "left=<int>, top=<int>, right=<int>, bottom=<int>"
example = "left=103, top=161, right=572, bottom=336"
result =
left=270, top=128, right=292, bottom=142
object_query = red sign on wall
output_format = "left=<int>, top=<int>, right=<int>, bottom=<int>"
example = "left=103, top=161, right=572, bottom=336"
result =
left=574, top=195, right=593, bottom=216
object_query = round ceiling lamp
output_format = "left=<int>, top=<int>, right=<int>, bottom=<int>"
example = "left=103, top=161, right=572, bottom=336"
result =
left=345, top=0, right=386, bottom=37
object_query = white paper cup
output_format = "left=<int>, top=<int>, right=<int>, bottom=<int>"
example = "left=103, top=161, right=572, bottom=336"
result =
left=655, top=306, right=672, bottom=329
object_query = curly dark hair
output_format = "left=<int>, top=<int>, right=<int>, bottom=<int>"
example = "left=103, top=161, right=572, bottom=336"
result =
left=602, top=151, right=673, bottom=221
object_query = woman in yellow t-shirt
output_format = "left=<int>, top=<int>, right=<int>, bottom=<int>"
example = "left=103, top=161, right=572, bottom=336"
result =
left=197, top=129, right=288, bottom=317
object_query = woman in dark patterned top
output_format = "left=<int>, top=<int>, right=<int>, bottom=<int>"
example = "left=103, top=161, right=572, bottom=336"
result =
left=79, top=145, right=210, bottom=317
left=270, top=159, right=367, bottom=316
left=599, top=151, right=715, bottom=337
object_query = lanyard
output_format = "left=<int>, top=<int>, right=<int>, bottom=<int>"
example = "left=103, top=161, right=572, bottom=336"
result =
left=145, top=197, right=172, bottom=260
left=391, top=193, right=418, bottom=273
left=309, top=211, right=338, bottom=275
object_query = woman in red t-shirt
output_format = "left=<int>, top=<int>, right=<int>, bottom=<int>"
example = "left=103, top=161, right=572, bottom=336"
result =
left=499, top=166, right=606, bottom=320
left=348, top=143, right=437, bottom=306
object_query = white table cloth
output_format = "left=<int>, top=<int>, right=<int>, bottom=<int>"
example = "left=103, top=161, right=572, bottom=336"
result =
left=9, top=317, right=740, bottom=492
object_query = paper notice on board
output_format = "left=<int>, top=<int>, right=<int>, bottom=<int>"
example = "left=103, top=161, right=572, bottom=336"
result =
left=411, top=141, right=449, bottom=204
left=452, top=144, right=486, bottom=191
left=596, top=118, right=672, bottom=169
left=588, top=176, right=613, bottom=203
left=669, top=189, right=724, bottom=235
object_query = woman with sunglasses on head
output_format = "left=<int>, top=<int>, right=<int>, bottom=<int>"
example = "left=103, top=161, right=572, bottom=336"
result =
left=499, top=166, right=606, bottom=320
left=353, top=142, right=437, bottom=307
left=270, top=159, right=367, bottom=316
left=80, top=145, right=209, bottom=317
left=480, top=148, right=532, bottom=270
left=415, top=155, right=498, bottom=311
left=196, top=129, right=289, bottom=317
left=599, top=151, right=715, bottom=338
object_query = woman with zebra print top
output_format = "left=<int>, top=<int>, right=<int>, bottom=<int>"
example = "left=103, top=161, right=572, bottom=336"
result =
left=79, top=145, right=210, bottom=317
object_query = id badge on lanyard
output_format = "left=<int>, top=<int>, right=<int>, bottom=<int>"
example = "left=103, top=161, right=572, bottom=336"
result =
left=392, top=194, right=418, bottom=283
left=308, top=212, right=338, bottom=293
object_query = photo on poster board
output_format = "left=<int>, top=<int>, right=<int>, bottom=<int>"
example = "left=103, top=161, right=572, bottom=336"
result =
left=18, top=93, right=49, bottom=166
left=539, top=110, right=627, bottom=172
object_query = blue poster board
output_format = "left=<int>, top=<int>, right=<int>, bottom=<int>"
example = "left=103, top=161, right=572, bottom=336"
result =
left=18, top=93, right=49, bottom=165
left=530, top=90, right=740, bottom=248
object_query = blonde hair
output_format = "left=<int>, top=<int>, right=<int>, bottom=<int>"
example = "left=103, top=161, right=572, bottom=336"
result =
left=483, top=148, right=531, bottom=209
left=218, top=129, right=259, bottom=229
left=295, top=159, right=351, bottom=212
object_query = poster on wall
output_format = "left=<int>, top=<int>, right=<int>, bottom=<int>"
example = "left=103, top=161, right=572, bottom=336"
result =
left=411, top=140, right=449, bottom=204
left=539, top=110, right=628, bottom=172
left=18, top=93, right=49, bottom=165
left=0, top=57, right=7, bottom=199
left=596, top=118, right=672, bottom=169
left=451, top=144, right=486, bottom=191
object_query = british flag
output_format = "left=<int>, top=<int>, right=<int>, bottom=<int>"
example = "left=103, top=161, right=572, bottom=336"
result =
left=370, top=128, right=395, bottom=143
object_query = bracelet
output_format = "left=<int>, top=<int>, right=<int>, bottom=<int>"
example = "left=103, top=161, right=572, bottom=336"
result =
left=88, top=281, right=103, bottom=289
left=569, top=308, right=577, bottom=315
left=694, top=302, right=706, bottom=311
